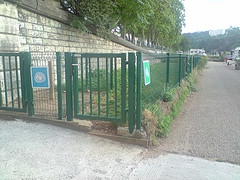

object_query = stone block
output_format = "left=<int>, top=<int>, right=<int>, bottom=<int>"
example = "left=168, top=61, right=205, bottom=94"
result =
left=0, top=1, right=18, bottom=18
left=0, top=17, right=19, bottom=34
left=117, top=127, right=147, bottom=139
left=0, top=34, right=19, bottom=52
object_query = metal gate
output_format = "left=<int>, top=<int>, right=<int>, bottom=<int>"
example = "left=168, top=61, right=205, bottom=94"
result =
left=0, top=53, right=30, bottom=113
left=65, top=52, right=142, bottom=133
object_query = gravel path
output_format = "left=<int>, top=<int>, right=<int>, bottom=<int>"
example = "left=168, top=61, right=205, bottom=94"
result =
left=152, top=61, right=240, bottom=164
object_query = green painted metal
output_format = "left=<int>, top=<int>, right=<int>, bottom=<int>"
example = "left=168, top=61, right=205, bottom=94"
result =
left=120, top=53, right=127, bottom=124
left=72, top=53, right=127, bottom=123
left=65, top=52, right=73, bottom=121
left=24, top=52, right=34, bottom=116
left=179, top=54, right=183, bottom=86
left=0, top=53, right=28, bottom=113
left=73, top=56, right=79, bottom=118
left=56, top=52, right=63, bottom=120
left=136, top=52, right=143, bottom=130
left=166, top=53, right=170, bottom=84
left=128, top=53, right=136, bottom=133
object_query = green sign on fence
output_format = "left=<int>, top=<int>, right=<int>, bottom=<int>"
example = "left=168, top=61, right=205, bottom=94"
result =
left=143, top=60, right=151, bottom=86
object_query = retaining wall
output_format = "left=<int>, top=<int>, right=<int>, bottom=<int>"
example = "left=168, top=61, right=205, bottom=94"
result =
left=0, top=0, right=140, bottom=53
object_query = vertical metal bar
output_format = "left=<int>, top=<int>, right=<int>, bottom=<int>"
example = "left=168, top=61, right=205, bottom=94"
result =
left=65, top=52, right=73, bottom=121
left=48, top=61, right=55, bottom=100
left=73, top=56, right=79, bottom=117
left=89, top=58, right=92, bottom=115
left=179, top=54, right=182, bottom=86
left=110, top=56, right=113, bottom=90
left=81, top=56, right=84, bottom=114
left=8, top=56, right=14, bottom=107
left=15, top=56, right=21, bottom=108
left=85, top=58, right=89, bottom=90
left=19, top=52, right=27, bottom=112
left=0, top=55, right=2, bottom=107
left=128, top=53, right=136, bottom=134
left=106, top=57, right=109, bottom=116
left=136, top=52, right=142, bottom=130
left=166, top=53, right=170, bottom=84
left=114, top=57, right=118, bottom=118
left=97, top=57, right=100, bottom=116
left=56, top=52, right=63, bottom=120
left=190, top=56, right=192, bottom=73
left=2, top=56, right=8, bottom=107
left=121, top=53, right=127, bottom=123
left=25, top=52, right=34, bottom=116
left=0, top=79, right=2, bottom=107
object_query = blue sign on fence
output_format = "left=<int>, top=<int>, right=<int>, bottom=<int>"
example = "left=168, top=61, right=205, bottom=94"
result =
left=31, top=66, right=50, bottom=88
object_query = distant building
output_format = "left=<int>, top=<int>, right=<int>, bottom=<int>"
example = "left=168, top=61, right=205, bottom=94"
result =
left=209, top=29, right=225, bottom=36
left=189, top=49, right=206, bottom=56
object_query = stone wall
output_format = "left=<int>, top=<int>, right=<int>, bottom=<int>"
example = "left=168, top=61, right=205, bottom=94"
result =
left=0, top=0, right=137, bottom=53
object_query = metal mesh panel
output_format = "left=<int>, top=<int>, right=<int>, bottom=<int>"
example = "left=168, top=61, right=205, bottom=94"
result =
left=0, top=54, right=23, bottom=110
left=73, top=53, right=123, bottom=121
left=30, top=52, right=66, bottom=118
left=142, top=53, right=167, bottom=104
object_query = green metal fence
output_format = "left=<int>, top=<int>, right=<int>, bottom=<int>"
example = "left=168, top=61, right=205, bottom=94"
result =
left=30, top=52, right=66, bottom=119
left=0, top=51, right=200, bottom=134
left=141, top=53, right=200, bottom=105
left=0, top=53, right=28, bottom=112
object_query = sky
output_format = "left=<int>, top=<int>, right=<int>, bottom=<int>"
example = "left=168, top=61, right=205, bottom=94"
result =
left=182, top=0, right=240, bottom=33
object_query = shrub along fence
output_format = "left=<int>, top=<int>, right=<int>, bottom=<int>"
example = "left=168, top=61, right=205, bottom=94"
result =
left=0, top=51, right=200, bottom=133
left=141, top=53, right=200, bottom=106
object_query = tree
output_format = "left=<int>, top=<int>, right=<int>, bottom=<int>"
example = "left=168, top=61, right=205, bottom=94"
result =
left=59, top=0, right=185, bottom=49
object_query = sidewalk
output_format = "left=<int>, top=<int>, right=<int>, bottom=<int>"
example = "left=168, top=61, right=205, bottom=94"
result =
left=129, top=153, right=240, bottom=180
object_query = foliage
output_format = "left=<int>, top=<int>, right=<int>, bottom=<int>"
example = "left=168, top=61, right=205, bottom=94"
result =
left=58, top=0, right=185, bottom=49
left=150, top=57, right=207, bottom=138
left=184, top=27, right=240, bottom=53
left=161, top=83, right=175, bottom=102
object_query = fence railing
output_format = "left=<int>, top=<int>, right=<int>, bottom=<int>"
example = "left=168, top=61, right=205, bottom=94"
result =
left=0, top=51, right=201, bottom=133
left=141, top=53, right=200, bottom=105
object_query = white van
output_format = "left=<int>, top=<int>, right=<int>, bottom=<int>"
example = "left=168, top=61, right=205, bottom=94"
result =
left=226, top=47, right=240, bottom=66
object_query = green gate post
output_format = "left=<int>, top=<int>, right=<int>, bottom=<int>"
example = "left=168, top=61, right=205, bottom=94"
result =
left=56, top=52, right=63, bottom=120
left=179, top=54, right=183, bottom=86
left=65, top=52, right=73, bottom=121
left=189, top=56, right=192, bottom=73
left=21, top=52, right=34, bottom=116
left=72, top=56, right=79, bottom=117
left=136, top=52, right=142, bottom=130
left=128, top=53, right=136, bottom=134
left=121, top=53, right=127, bottom=124
left=166, top=53, right=170, bottom=84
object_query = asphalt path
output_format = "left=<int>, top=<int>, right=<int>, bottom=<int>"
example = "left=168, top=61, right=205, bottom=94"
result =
left=154, top=61, right=240, bottom=164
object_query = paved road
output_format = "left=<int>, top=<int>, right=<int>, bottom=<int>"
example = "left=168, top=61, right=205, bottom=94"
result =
left=154, top=61, right=240, bottom=164
left=0, top=61, right=240, bottom=179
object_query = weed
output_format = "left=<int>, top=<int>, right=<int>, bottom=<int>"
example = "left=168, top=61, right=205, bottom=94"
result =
left=161, top=83, right=175, bottom=102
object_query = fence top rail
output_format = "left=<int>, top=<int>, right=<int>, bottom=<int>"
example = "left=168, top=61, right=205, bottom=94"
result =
left=74, top=53, right=125, bottom=58
left=0, top=53, right=20, bottom=56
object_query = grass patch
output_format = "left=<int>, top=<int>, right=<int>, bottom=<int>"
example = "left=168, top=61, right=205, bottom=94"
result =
left=143, top=56, right=207, bottom=139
